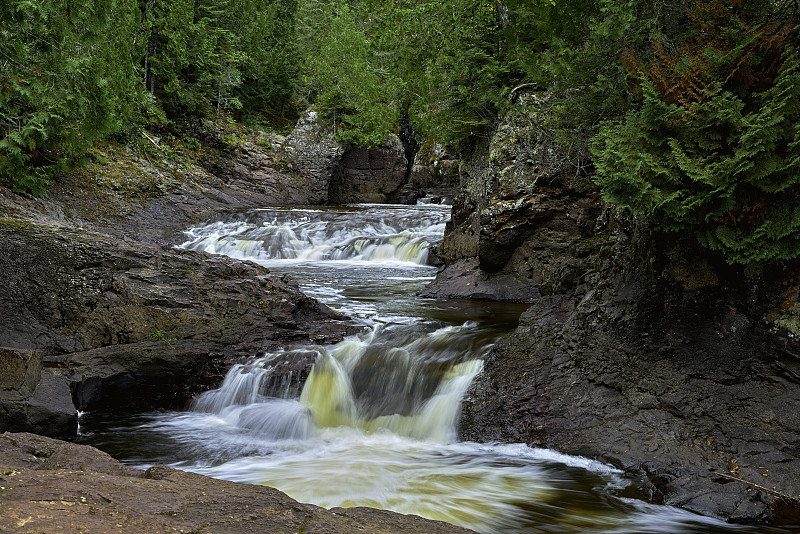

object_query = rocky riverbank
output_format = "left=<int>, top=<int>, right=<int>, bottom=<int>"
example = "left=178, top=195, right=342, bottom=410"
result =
left=438, top=90, right=800, bottom=526
left=0, top=432, right=473, bottom=534
left=0, top=114, right=447, bottom=438
left=0, top=119, right=474, bottom=533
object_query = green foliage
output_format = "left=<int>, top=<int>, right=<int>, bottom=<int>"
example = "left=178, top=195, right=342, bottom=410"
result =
left=141, top=0, right=298, bottom=120
left=0, top=0, right=143, bottom=194
left=296, top=0, right=398, bottom=146
left=359, top=0, right=518, bottom=144
left=592, top=1, right=800, bottom=264
left=350, top=0, right=651, bottom=144
left=233, top=0, right=299, bottom=113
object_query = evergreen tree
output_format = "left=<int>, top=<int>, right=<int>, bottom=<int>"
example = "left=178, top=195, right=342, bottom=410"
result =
left=0, top=0, right=142, bottom=194
left=297, top=0, right=398, bottom=146
left=231, top=0, right=299, bottom=116
left=592, top=0, right=800, bottom=263
left=141, top=0, right=299, bottom=121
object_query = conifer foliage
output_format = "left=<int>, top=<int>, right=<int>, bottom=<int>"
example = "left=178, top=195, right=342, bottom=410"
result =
left=0, top=0, right=142, bottom=194
left=592, top=0, right=800, bottom=264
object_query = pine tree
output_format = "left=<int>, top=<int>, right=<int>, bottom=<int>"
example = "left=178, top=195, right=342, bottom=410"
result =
left=296, top=0, right=398, bottom=146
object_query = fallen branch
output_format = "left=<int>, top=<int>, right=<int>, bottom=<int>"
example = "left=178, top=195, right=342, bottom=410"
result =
left=713, top=472, right=800, bottom=502
left=141, top=130, right=159, bottom=148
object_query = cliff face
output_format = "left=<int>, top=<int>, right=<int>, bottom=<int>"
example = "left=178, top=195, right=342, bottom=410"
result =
left=445, top=90, right=800, bottom=525
left=201, top=112, right=411, bottom=205
left=421, top=92, right=603, bottom=302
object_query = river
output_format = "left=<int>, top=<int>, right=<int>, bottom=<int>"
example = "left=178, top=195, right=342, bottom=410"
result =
left=78, top=203, right=785, bottom=534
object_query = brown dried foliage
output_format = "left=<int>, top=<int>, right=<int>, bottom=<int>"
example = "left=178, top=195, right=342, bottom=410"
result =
left=625, top=0, right=799, bottom=108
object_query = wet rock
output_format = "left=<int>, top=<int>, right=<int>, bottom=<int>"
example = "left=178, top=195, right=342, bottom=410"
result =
left=0, top=432, right=475, bottom=534
left=0, top=219, right=353, bottom=432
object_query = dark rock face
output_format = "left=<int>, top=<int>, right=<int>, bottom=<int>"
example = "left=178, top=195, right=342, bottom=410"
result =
left=421, top=93, right=601, bottom=302
left=173, top=112, right=414, bottom=208
left=203, top=130, right=334, bottom=205
left=328, top=135, right=408, bottom=204
left=410, top=141, right=460, bottom=201
left=285, top=111, right=347, bottom=203
left=0, top=432, right=475, bottom=534
left=0, top=349, right=76, bottom=438
left=461, top=272, right=800, bottom=523
left=202, top=111, right=412, bottom=205
left=442, top=89, right=800, bottom=525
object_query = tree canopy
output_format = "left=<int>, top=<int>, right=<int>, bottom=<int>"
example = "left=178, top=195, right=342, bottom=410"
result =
left=592, top=0, right=800, bottom=263
left=2, top=0, right=799, bottom=263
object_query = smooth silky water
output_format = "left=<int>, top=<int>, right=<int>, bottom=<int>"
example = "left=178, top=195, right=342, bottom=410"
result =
left=78, top=204, right=784, bottom=534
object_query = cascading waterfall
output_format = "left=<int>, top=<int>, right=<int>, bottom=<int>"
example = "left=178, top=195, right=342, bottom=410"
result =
left=180, top=206, right=441, bottom=265
left=191, top=322, right=486, bottom=444
left=77, top=204, right=768, bottom=534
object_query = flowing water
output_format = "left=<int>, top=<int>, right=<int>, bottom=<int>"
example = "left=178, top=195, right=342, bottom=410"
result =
left=79, top=204, right=785, bottom=534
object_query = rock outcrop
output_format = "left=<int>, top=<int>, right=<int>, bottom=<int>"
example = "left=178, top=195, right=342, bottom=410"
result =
left=0, top=432, right=474, bottom=534
left=409, top=140, right=460, bottom=202
left=200, top=111, right=411, bottom=205
left=443, top=89, right=800, bottom=525
left=0, top=113, right=421, bottom=438
left=0, top=218, right=353, bottom=437
left=421, top=92, right=600, bottom=302
left=328, top=134, right=407, bottom=204
left=0, top=349, right=76, bottom=438
left=460, top=246, right=800, bottom=524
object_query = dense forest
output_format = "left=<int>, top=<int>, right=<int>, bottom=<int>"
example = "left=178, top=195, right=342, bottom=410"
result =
left=1, top=0, right=799, bottom=263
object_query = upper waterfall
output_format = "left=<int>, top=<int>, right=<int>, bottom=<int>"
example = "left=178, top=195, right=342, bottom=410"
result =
left=180, top=205, right=448, bottom=266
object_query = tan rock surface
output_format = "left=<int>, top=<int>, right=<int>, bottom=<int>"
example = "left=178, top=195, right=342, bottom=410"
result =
left=0, top=432, right=474, bottom=534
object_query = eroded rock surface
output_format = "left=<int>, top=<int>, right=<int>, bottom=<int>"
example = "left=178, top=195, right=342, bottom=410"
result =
left=441, top=89, right=800, bottom=525
left=0, top=218, right=353, bottom=435
left=328, top=135, right=407, bottom=204
left=461, top=279, right=800, bottom=524
left=421, top=92, right=601, bottom=302
left=0, top=432, right=474, bottom=534
left=203, top=111, right=412, bottom=205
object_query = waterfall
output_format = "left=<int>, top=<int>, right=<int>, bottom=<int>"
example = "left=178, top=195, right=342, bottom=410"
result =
left=190, top=323, right=486, bottom=444
left=78, top=204, right=749, bottom=534
left=180, top=207, right=446, bottom=266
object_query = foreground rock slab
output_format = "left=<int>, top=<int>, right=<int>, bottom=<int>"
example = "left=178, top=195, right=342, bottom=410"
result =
left=0, top=432, right=474, bottom=534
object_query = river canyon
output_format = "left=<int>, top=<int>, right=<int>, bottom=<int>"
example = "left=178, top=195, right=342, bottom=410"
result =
left=73, top=203, right=788, bottom=533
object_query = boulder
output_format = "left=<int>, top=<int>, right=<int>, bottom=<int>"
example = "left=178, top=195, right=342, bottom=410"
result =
left=328, top=134, right=408, bottom=204
left=0, top=349, right=77, bottom=438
